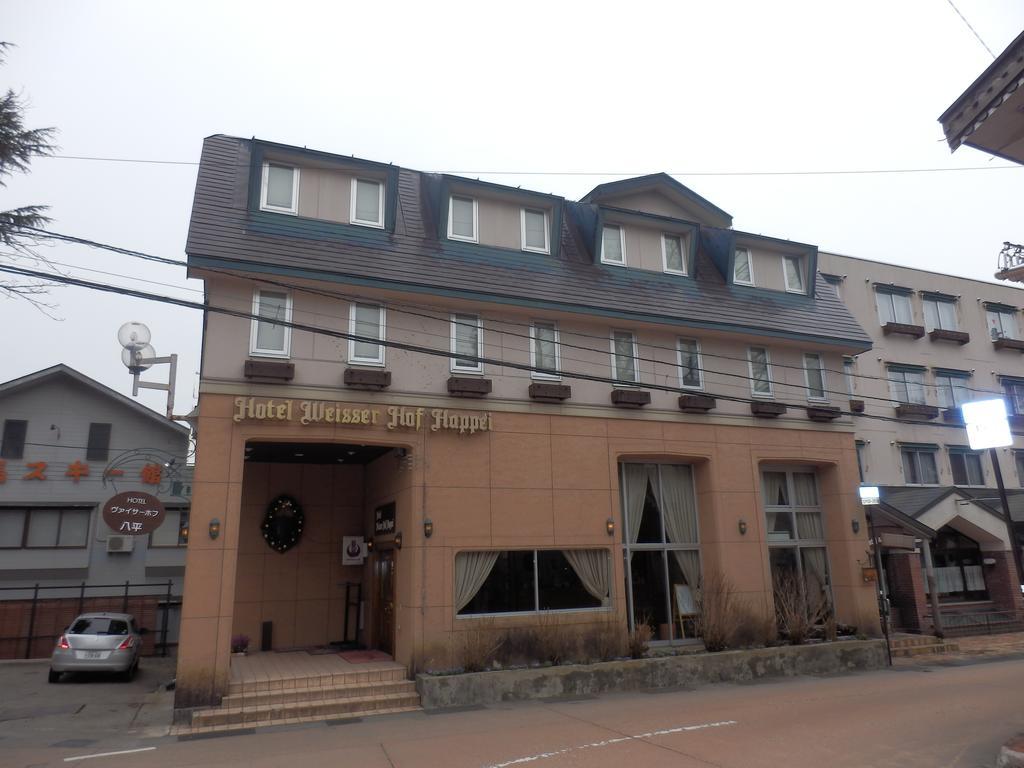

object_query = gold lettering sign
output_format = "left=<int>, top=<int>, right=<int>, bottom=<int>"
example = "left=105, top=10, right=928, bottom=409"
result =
left=232, top=398, right=493, bottom=435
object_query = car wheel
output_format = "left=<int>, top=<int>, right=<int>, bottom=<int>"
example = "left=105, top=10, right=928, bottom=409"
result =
left=48, top=669, right=60, bottom=684
left=122, top=662, right=137, bottom=682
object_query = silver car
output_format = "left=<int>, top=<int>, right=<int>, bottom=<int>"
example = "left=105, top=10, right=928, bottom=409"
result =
left=49, top=612, right=143, bottom=683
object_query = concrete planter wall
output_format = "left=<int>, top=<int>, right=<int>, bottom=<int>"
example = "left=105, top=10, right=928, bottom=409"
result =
left=416, top=639, right=886, bottom=710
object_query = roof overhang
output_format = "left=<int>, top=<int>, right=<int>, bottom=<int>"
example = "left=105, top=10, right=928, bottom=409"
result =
left=939, top=30, right=1024, bottom=164
left=581, top=173, right=732, bottom=228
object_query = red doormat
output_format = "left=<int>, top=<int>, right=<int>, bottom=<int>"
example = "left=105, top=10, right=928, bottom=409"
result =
left=339, top=650, right=392, bottom=663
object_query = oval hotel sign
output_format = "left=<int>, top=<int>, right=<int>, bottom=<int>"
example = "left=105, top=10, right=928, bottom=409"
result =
left=102, top=491, right=166, bottom=535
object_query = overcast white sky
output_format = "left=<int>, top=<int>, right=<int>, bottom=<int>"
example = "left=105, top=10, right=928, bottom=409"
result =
left=2, top=0, right=1023, bottom=414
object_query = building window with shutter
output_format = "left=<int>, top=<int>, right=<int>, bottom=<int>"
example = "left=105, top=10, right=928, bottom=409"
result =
left=1, top=420, right=27, bottom=460
left=86, top=423, right=112, bottom=462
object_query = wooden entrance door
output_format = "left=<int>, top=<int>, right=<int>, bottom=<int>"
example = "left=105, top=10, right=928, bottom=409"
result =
left=375, top=549, right=395, bottom=655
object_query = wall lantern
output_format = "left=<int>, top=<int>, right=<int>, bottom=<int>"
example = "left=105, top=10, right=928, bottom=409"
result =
left=738, top=519, right=748, bottom=536
left=365, top=538, right=375, bottom=553
left=208, top=518, right=221, bottom=540
left=423, top=519, right=434, bottom=539
left=395, top=532, right=403, bottom=550
left=851, top=518, right=861, bottom=534
left=606, top=518, right=615, bottom=537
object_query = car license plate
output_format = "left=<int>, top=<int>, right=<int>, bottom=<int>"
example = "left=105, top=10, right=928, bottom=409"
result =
left=83, top=651, right=103, bottom=659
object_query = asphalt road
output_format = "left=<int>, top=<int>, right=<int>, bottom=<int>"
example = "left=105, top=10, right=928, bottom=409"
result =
left=3, top=655, right=1023, bottom=767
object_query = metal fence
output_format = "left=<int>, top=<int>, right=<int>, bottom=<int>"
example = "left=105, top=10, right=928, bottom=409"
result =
left=0, top=580, right=181, bottom=659
left=939, top=608, right=1024, bottom=636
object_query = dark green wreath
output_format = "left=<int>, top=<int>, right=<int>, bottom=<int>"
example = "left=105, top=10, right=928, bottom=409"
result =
left=262, top=495, right=304, bottom=553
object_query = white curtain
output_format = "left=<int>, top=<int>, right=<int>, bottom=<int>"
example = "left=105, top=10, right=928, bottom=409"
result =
left=660, top=464, right=699, bottom=546
left=671, top=549, right=702, bottom=595
left=792, top=473, right=817, bottom=506
left=796, top=512, right=824, bottom=540
left=763, top=472, right=788, bottom=506
left=563, top=549, right=610, bottom=605
left=935, top=566, right=965, bottom=594
left=623, top=464, right=655, bottom=545
left=454, top=551, right=499, bottom=612
left=802, top=547, right=829, bottom=603
left=964, top=565, right=986, bottom=592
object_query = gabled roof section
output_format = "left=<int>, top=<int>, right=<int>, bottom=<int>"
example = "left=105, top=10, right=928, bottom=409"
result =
left=580, top=173, right=733, bottom=228
left=880, top=484, right=1024, bottom=526
left=0, top=364, right=189, bottom=437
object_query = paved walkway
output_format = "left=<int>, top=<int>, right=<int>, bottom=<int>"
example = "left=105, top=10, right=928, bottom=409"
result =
left=895, top=631, right=1024, bottom=667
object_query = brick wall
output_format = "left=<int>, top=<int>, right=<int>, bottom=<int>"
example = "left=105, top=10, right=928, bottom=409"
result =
left=0, top=596, right=164, bottom=660
left=984, top=551, right=1024, bottom=616
left=885, top=552, right=930, bottom=633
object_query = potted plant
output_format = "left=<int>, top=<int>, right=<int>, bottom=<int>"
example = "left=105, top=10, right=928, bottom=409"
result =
left=230, top=634, right=250, bottom=656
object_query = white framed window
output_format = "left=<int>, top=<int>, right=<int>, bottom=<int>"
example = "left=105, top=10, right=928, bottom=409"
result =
left=987, top=307, right=1018, bottom=340
left=260, top=162, right=299, bottom=215
left=842, top=357, right=856, bottom=396
left=451, top=313, right=483, bottom=372
left=530, top=321, right=560, bottom=379
left=855, top=441, right=867, bottom=482
left=350, top=178, right=384, bottom=228
left=448, top=196, right=478, bottom=242
left=250, top=289, right=292, bottom=358
left=949, top=449, right=984, bottom=486
left=150, top=508, right=190, bottom=548
left=610, top=330, right=638, bottom=383
left=521, top=208, right=550, bottom=254
left=733, top=248, right=754, bottom=286
left=661, top=234, right=686, bottom=275
left=923, top=297, right=958, bottom=331
left=600, top=225, right=625, bottom=265
left=875, top=289, right=914, bottom=325
left=348, top=303, right=386, bottom=366
left=676, top=338, right=703, bottom=390
left=803, top=353, right=826, bottom=401
left=782, top=256, right=805, bottom=293
left=1003, top=380, right=1024, bottom=416
left=901, top=446, right=939, bottom=485
left=935, top=372, right=970, bottom=409
left=748, top=346, right=773, bottom=397
left=887, top=367, right=926, bottom=405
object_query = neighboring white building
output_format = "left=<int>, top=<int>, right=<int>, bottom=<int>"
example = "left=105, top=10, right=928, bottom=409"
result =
left=0, top=364, right=191, bottom=657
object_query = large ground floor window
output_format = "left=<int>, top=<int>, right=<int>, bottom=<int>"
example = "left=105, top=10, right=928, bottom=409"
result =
left=925, top=528, right=989, bottom=602
left=763, top=468, right=832, bottom=613
left=620, top=462, right=701, bottom=642
left=456, top=549, right=610, bottom=616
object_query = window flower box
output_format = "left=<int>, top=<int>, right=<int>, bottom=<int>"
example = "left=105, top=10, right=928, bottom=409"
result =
left=610, top=389, right=651, bottom=408
left=806, top=405, right=841, bottom=422
left=941, top=407, right=963, bottom=424
left=894, top=403, right=939, bottom=419
left=849, top=399, right=865, bottom=413
left=750, top=401, right=787, bottom=418
left=993, top=337, right=1024, bottom=352
left=344, top=367, right=391, bottom=391
left=678, top=394, right=716, bottom=413
left=528, top=382, right=571, bottom=402
left=882, top=322, right=926, bottom=339
left=929, top=328, right=970, bottom=345
left=448, top=376, right=492, bottom=398
left=244, top=359, right=294, bottom=381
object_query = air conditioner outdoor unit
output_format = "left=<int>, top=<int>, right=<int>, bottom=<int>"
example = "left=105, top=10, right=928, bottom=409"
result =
left=106, top=535, right=134, bottom=553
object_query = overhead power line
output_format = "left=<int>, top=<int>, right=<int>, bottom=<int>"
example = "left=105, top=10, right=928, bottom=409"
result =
left=22, top=226, right=1018, bottom=405
left=2, top=260, right=1016, bottom=436
left=945, top=0, right=997, bottom=59
left=42, top=154, right=1023, bottom=177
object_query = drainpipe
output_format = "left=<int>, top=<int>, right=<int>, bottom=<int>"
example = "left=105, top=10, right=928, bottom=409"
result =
left=920, top=537, right=944, bottom=639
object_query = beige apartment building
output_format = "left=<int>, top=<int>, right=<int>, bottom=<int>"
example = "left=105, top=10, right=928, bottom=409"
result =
left=174, top=135, right=882, bottom=714
left=817, top=252, right=1024, bottom=634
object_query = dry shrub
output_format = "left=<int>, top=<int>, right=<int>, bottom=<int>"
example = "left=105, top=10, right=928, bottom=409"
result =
left=696, top=569, right=741, bottom=652
left=580, top=621, right=628, bottom=663
left=494, top=626, right=541, bottom=667
left=416, top=641, right=454, bottom=674
left=728, top=603, right=778, bottom=649
left=455, top=621, right=504, bottom=672
left=536, top=614, right=579, bottom=665
left=773, top=571, right=830, bottom=645
left=627, top=623, right=652, bottom=659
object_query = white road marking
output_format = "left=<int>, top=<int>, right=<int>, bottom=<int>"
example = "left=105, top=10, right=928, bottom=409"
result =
left=482, top=719, right=738, bottom=768
left=63, top=746, right=157, bottom=762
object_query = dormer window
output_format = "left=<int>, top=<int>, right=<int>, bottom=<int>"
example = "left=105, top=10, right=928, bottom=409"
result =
left=782, top=256, right=805, bottom=293
left=260, top=163, right=299, bottom=215
left=733, top=248, right=753, bottom=286
left=521, top=208, right=549, bottom=254
left=351, top=178, right=384, bottom=228
left=661, top=234, right=686, bottom=275
left=448, top=196, right=478, bottom=242
left=600, top=225, right=625, bottom=265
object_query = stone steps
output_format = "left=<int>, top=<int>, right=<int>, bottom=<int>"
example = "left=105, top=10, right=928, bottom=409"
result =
left=220, top=678, right=418, bottom=709
left=227, top=664, right=407, bottom=696
left=191, top=689, right=421, bottom=728
left=890, top=636, right=960, bottom=657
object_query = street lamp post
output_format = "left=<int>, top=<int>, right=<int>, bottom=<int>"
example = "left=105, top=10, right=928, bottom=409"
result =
left=117, top=321, right=178, bottom=420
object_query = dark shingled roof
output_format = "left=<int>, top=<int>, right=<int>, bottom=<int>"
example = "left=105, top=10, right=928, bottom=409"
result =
left=185, top=135, right=872, bottom=350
